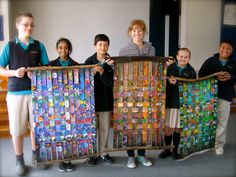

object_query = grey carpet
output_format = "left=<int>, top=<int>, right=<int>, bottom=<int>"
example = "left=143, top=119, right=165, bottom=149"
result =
left=0, top=113, right=235, bottom=177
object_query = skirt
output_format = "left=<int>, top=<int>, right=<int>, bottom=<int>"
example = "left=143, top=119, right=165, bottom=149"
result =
left=165, top=108, right=180, bottom=128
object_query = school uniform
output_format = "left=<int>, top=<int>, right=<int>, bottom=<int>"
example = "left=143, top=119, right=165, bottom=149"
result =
left=84, top=53, right=113, bottom=156
left=166, top=62, right=197, bottom=128
left=0, top=37, right=49, bottom=136
left=199, top=53, right=236, bottom=150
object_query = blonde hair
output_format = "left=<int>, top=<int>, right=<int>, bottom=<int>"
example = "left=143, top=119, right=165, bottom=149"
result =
left=177, top=47, right=191, bottom=58
left=16, top=12, right=34, bottom=24
left=127, top=19, right=148, bottom=35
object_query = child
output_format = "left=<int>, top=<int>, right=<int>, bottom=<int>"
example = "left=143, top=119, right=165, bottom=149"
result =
left=198, top=39, right=236, bottom=155
left=84, top=34, right=114, bottom=166
left=0, top=12, right=49, bottom=176
left=49, top=37, right=79, bottom=172
left=159, top=48, right=196, bottom=160
left=119, top=19, right=154, bottom=168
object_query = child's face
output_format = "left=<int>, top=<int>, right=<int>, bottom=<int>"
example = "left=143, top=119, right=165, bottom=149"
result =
left=219, top=42, right=233, bottom=60
left=130, top=25, right=144, bottom=43
left=95, top=41, right=109, bottom=56
left=176, top=50, right=190, bottom=67
left=16, top=16, right=34, bottom=38
left=56, top=41, right=70, bottom=60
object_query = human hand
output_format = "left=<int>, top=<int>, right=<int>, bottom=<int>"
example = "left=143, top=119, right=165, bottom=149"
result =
left=168, top=76, right=177, bottom=84
left=15, top=67, right=25, bottom=78
left=166, top=56, right=175, bottom=66
left=217, top=72, right=231, bottom=81
left=106, top=58, right=114, bottom=66
left=27, top=71, right=33, bottom=79
left=94, top=65, right=104, bottom=75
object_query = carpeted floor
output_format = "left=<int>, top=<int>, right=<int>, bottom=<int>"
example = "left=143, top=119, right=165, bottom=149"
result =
left=0, top=113, right=235, bottom=177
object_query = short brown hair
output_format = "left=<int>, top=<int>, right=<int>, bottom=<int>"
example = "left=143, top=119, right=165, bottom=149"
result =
left=16, top=12, right=34, bottom=23
left=127, top=19, right=147, bottom=35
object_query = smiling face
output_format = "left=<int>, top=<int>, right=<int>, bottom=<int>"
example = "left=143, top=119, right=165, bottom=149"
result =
left=16, top=16, right=34, bottom=38
left=56, top=41, right=70, bottom=60
left=130, top=25, right=145, bottom=43
left=176, top=49, right=191, bottom=68
left=95, top=41, right=109, bottom=57
left=219, top=42, right=233, bottom=60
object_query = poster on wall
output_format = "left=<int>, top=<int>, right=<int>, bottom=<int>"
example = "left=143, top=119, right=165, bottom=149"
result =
left=177, top=76, right=218, bottom=160
left=28, top=66, right=97, bottom=165
left=110, top=56, right=168, bottom=151
left=0, top=15, right=3, bottom=41
left=223, top=3, right=236, bottom=26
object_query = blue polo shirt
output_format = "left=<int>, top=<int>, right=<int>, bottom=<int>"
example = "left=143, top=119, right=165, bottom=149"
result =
left=0, top=37, right=49, bottom=95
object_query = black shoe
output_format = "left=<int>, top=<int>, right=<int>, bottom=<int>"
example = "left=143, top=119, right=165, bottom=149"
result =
left=101, top=154, right=112, bottom=164
left=58, top=162, right=66, bottom=172
left=16, top=158, right=26, bottom=176
left=158, top=149, right=172, bottom=159
left=85, top=157, right=97, bottom=167
left=66, top=161, right=74, bottom=172
left=172, top=152, right=183, bottom=160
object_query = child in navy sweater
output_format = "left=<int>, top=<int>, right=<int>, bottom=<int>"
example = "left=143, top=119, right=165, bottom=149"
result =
left=49, top=37, right=79, bottom=172
left=84, top=34, right=114, bottom=166
left=159, top=48, right=196, bottom=159
left=198, top=39, right=236, bottom=155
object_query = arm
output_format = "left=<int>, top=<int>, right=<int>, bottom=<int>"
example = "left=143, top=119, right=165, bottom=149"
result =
left=149, top=46, right=155, bottom=56
left=0, top=67, right=26, bottom=78
left=0, top=43, right=25, bottom=78
left=99, top=66, right=113, bottom=87
left=39, top=43, right=49, bottom=65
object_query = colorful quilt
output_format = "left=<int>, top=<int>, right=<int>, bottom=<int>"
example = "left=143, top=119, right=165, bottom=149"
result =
left=30, top=66, right=96, bottom=165
left=112, top=57, right=167, bottom=150
left=178, top=77, right=218, bottom=158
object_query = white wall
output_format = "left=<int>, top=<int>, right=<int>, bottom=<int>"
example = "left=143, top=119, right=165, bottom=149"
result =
left=5, top=0, right=222, bottom=71
left=9, top=0, right=150, bottom=63
left=180, top=0, right=222, bottom=70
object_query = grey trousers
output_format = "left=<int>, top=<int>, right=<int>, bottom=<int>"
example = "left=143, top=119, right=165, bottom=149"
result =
left=95, top=111, right=112, bottom=156
left=215, top=98, right=231, bottom=149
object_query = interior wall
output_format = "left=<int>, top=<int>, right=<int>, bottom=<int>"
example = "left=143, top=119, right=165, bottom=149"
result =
left=8, top=0, right=150, bottom=63
left=4, top=0, right=222, bottom=71
left=181, top=0, right=222, bottom=70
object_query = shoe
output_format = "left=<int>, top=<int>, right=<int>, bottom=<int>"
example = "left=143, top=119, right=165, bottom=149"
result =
left=136, top=156, right=152, bottom=167
left=85, top=157, right=97, bottom=167
left=32, top=152, right=48, bottom=170
left=58, top=162, right=66, bottom=172
left=16, top=158, right=26, bottom=176
left=127, top=157, right=136, bottom=169
left=172, top=152, right=183, bottom=160
left=215, top=147, right=224, bottom=155
left=32, top=152, right=37, bottom=166
left=66, top=161, right=74, bottom=172
left=101, top=154, right=112, bottom=164
left=36, top=164, right=48, bottom=170
left=158, top=149, right=172, bottom=159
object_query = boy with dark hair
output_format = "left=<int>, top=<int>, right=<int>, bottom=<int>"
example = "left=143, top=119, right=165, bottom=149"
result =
left=84, top=34, right=114, bottom=166
left=198, top=39, right=236, bottom=155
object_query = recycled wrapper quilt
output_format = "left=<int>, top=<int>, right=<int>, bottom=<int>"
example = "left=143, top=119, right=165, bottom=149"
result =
left=31, top=66, right=96, bottom=165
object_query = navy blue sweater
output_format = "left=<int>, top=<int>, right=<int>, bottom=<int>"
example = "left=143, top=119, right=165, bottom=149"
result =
left=198, top=53, right=236, bottom=102
left=8, top=40, right=41, bottom=91
left=166, top=62, right=197, bottom=108
left=84, top=53, right=113, bottom=112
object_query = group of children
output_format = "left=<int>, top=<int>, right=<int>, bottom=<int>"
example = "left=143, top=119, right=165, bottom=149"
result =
left=0, top=12, right=235, bottom=177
